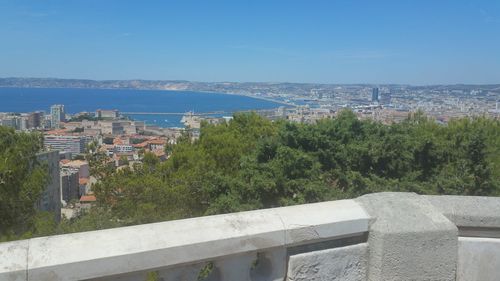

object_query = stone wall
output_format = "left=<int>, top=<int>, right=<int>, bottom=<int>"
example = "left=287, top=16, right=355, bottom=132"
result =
left=1, top=193, right=499, bottom=281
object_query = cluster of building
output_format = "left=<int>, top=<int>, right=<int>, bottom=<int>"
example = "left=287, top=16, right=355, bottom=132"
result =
left=220, top=86, right=499, bottom=125
left=0, top=111, right=44, bottom=130
left=35, top=151, right=94, bottom=221
left=0, top=104, right=179, bottom=155
left=102, top=135, right=173, bottom=165
left=0, top=104, right=71, bottom=130
left=184, top=88, right=401, bottom=126
left=0, top=104, right=184, bottom=221
left=180, top=112, right=233, bottom=129
left=1, top=86, right=497, bottom=224
left=183, top=81, right=498, bottom=124
left=246, top=85, right=499, bottom=123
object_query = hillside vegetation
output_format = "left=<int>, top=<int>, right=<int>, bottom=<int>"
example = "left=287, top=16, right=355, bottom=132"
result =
left=1, top=111, right=499, bottom=238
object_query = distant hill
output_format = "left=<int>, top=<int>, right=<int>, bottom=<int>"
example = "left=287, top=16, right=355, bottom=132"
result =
left=1, top=77, right=499, bottom=95
left=0, top=77, right=192, bottom=91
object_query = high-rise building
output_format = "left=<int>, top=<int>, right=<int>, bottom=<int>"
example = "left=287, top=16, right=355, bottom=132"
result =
left=60, top=168, right=80, bottom=203
left=51, top=104, right=66, bottom=129
left=27, top=111, right=43, bottom=129
left=36, top=150, right=62, bottom=221
left=19, top=115, right=28, bottom=131
left=62, top=160, right=90, bottom=178
left=372, top=88, right=379, bottom=103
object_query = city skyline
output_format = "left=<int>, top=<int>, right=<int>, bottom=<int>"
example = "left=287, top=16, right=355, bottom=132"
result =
left=1, top=0, right=500, bottom=85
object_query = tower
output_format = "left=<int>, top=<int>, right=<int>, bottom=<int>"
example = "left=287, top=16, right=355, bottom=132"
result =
left=372, top=88, right=379, bottom=103
left=50, top=104, right=66, bottom=129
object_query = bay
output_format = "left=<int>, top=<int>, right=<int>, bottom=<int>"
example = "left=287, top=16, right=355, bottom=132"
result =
left=0, top=87, right=283, bottom=127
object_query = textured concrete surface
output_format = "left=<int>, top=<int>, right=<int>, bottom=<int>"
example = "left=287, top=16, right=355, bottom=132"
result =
left=273, top=200, right=370, bottom=246
left=10, top=194, right=500, bottom=281
left=287, top=243, right=367, bottom=281
left=212, top=252, right=256, bottom=281
left=90, top=262, right=206, bottom=281
left=457, top=237, right=500, bottom=281
left=424, top=195, right=500, bottom=236
left=249, top=248, right=287, bottom=281
left=357, top=192, right=458, bottom=281
left=287, top=243, right=368, bottom=281
left=157, top=263, right=204, bottom=281
left=25, top=209, right=286, bottom=281
left=0, top=199, right=368, bottom=280
left=0, top=240, right=28, bottom=281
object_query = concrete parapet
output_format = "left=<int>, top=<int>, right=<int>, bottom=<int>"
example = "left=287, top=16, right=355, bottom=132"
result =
left=3, top=193, right=500, bottom=281
left=0, top=240, right=28, bottom=281
left=457, top=237, right=500, bottom=281
left=287, top=243, right=367, bottom=281
left=424, top=195, right=500, bottom=237
left=356, top=192, right=458, bottom=281
left=0, top=199, right=369, bottom=281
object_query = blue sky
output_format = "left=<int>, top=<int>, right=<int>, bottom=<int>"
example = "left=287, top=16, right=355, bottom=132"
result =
left=0, top=0, right=499, bottom=84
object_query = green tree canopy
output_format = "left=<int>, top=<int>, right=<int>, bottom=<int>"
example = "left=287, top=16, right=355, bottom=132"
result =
left=4, top=111, right=500, bottom=240
left=0, top=126, right=48, bottom=238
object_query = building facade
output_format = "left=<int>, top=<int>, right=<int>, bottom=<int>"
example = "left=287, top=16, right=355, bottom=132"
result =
left=372, top=88, right=379, bottom=103
left=36, top=151, right=62, bottom=221
left=50, top=104, right=66, bottom=129
left=44, top=135, right=86, bottom=154
left=60, top=168, right=80, bottom=203
left=96, top=109, right=119, bottom=119
left=27, top=111, right=43, bottom=129
left=62, top=160, right=90, bottom=178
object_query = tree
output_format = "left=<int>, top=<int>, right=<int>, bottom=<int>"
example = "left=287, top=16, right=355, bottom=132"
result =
left=7, top=112, right=500, bottom=241
left=119, top=155, right=130, bottom=166
left=85, top=142, right=114, bottom=180
left=0, top=127, right=49, bottom=237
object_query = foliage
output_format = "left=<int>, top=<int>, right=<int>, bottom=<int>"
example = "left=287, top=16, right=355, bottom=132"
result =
left=69, top=112, right=500, bottom=230
left=85, top=141, right=114, bottom=180
left=119, top=155, right=130, bottom=166
left=2, top=112, right=500, bottom=240
left=0, top=126, right=48, bottom=238
left=145, top=271, right=159, bottom=281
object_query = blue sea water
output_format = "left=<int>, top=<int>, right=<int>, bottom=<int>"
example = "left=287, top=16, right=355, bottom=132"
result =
left=0, top=88, right=283, bottom=127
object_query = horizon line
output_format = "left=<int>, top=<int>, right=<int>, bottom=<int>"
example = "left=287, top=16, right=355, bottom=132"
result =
left=1, top=76, right=500, bottom=87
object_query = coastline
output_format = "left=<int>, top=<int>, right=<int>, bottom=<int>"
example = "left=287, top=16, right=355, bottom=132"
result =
left=0, top=85, right=295, bottom=108
left=186, top=90, right=296, bottom=107
left=0, top=87, right=290, bottom=128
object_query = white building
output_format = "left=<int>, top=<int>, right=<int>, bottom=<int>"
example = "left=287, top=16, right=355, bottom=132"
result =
left=44, top=135, right=86, bottom=154
left=50, top=104, right=66, bottom=129
left=96, top=109, right=119, bottom=119
left=114, top=144, right=134, bottom=153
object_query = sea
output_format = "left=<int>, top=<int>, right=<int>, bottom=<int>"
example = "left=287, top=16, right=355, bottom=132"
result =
left=0, top=87, right=284, bottom=128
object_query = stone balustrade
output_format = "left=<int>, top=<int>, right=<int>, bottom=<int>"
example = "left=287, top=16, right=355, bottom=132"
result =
left=1, top=192, right=499, bottom=281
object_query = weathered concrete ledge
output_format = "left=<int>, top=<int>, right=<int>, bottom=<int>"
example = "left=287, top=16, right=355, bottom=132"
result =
left=2, top=193, right=500, bottom=281
left=424, top=195, right=500, bottom=237
left=457, top=237, right=500, bottom=281
left=357, top=192, right=458, bottom=281
left=0, top=199, right=369, bottom=281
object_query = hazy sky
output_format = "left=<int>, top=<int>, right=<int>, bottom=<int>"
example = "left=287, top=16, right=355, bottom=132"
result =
left=1, top=0, right=499, bottom=84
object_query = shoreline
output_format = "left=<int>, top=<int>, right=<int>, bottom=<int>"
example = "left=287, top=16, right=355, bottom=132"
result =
left=0, top=86, right=296, bottom=108
left=0, top=86, right=294, bottom=128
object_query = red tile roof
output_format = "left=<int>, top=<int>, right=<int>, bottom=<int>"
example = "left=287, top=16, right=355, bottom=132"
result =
left=113, top=137, right=124, bottom=145
left=148, top=139, right=166, bottom=145
left=133, top=141, right=149, bottom=148
left=80, top=195, right=96, bottom=202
